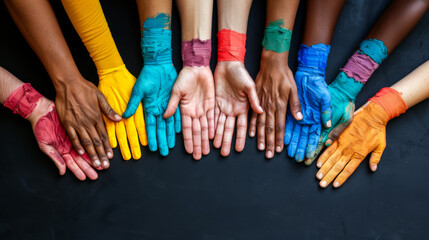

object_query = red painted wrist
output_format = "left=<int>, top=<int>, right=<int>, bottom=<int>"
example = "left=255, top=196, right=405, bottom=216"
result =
left=369, top=87, right=408, bottom=120
left=217, top=29, right=246, bottom=63
left=4, top=83, right=43, bottom=119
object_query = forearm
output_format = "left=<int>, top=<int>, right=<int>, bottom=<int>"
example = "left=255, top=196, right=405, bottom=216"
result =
left=266, top=0, right=300, bottom=31
left=137, top=0, right=172, bottom=30
left=217, top=0, right=252, bottom=33
left=4, top=0, right=82, bottom=90
left=176, top=0, right=213, bottom=40
left=302, top=0, right=345, bottom=46
left=61, top=0, right=123, bottom=70
left=367, top=0, right=429, bottom=54
left=0, top=67, right=24, bottom=103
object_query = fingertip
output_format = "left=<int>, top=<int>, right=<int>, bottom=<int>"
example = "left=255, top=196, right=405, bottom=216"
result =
left=333, top=181, right=340, bottom=188
left=296, top=112, right=303, bottom=121
left=370, top=164, right=378, bottom=172
left=319, top=180, right=327, bottom=188
left=316, top=162, right=322, bottom=168
left=249, top=131, right=255, bottom=137
left=325, top=139, right=333, bottom=147
left=316, top=172, right=323, bottom=180
left=326, top=120, right=332, bottom=128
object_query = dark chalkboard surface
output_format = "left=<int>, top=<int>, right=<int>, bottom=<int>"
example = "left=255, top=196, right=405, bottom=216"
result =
left=0, top=0, right=428, bottom=239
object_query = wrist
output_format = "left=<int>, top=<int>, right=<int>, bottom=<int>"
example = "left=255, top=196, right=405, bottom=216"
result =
left=261, top=50, right=289, bottom=64
left=369, top=87, right=407, bottom=123
left=262, top=20, right=292, bottom=53
left=4, top=83, right=43, bottom=119
left=217, top=29, right=246, bottom=63
left=182, top=39, right=211, bottom=67
left=330, top=72, right=363, bottom=102
left=27, top=97, right=54, bottom=125
left=297, top=44, right=330, bottom=76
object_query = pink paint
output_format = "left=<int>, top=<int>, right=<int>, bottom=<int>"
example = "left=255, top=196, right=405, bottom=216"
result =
left=4, top=83, right=42, bottom=119
left=182, top=39, right=212, bottom=67
left=342, top=51, right=379, bottom=84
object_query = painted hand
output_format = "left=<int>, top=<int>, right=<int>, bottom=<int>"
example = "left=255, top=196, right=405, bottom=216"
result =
left=213, top=62, right=262, bottom=156
left=164, top=67, right=215, bottom=160
left=98, top=65, right=148, bottom=160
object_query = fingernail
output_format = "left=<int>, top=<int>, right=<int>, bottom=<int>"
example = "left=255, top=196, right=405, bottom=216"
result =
left=317, top=162, right=322, bottom=168
left=103, top=161, right=109, bottom=168
left=249, top=131, right=255, bottom=137
left=259, top=106, right=264, bottom=113
left=327, top=120, right=332, bottom=128
left=326, top=140, right=332, bottom=147
left=115, top=114, right=122, bottom=120
left=317, top=172, right=323, bottom=180
left=371, top=165, right=377, bottom=171
left=107, top=152, right=113, bottom=158
left=258, top=143, right=264, bottom=150
left=297, top=112, right=303, bottom=120
left=266, top=151, right=273, bottom=158
left=320, top=181, right=327, bottom=187
left=78, top=150, right=84, bottom=155
left=333, top=181, right=340, bottom=188
left=94, top=160, right=101, bottom=167
left=276, top=146, right=282, bottom=153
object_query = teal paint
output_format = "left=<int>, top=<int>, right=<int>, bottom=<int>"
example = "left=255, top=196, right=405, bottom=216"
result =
left=262, top=19, right=292, bottom=53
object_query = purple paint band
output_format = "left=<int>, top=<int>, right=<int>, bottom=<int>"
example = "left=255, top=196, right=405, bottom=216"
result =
left=341, top=51, right=379, bottom=84
left=182, top=39, right=211, bottom=67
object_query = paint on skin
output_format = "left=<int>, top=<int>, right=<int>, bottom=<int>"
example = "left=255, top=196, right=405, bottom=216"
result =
left=297, top=44, right=330, bottom=76
left=342, top=51, right=379, bottom=83
left=369, top=87, right=407, bottom=120
left=330, top=71, right=363, bottom=102
left=182, top=39, right=212, bottom=67
left=142, top=13, right=172, bottom=65
left=358, top=39, right=388, bottom=65
left=217, top=29, right=247, bottom=63
left=4, top=83, right=42, bottom=119
left=262, top=19, right=292, bottom=53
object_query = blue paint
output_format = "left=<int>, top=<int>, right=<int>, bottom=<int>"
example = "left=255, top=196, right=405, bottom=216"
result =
left=358, top=39, right=388, bottom=65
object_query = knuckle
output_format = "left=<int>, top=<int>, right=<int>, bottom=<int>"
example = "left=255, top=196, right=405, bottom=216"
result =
left=276, top=124, right=285, bottom=133
left=257, top=120, right=265, bottom=127
left=266, top=126, right=274, bottom=134
left=81, top=138, right=93, bottom=147
left=92, top=137, right=102, bottom=147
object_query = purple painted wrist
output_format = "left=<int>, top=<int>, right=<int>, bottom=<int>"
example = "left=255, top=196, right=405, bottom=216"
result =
left=182, top=39, right=211, bottom=67
left=341, top=51, right=379, bottom=84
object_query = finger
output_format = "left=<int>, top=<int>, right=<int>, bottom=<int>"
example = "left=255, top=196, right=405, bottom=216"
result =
left=182, top=115, right=193, bottom=154
left=192, top=118, right=202, bottom=160
left=326, top=104, right=355, bottom=146
left=200, top=116, right=210, bottom=155
left=102, top=115, right=117, bottom=149
left=166, top=116, right=176, bottom=149
left=78, top=151, right=103, bottom=171
left=88, top=127, right=109, bottom=169
left=98, top=93, right=122, bottom=122
left=163, top=89, right=181, bottom=119
left=320, top=93, right=332, bottom=128
left=284, top=113, right=294, bottom=145
left=295, top=126, right=309, bottom=162
left=65, top=126, right=85, bottom=155
left=249, top=111, right=257, bottom=138
left=156, top=115, right=169, bottom=157
left=123, top=88, right=144, bottom=119
left=96, top=120, right=113, bottom=159
left=333, top=153, right=365, bottom=188
left=265, top=109, right=275, bottom=159
left=304, top=129, right=330, bottom=166
left=287, top=122, right=301, bottom=159
left=275, top=110, right=286, bottom=153
left=244, top=81, right=263, bottom=114
left=319, top=155, right=350, bottom=188
left=116, top=121, right=131, bottom=160
left=256, top=112, right=266, bottom=151
left=145, top=113, right=157, bottom=152
left=369, top=143, right=386, bottom=172
left=124, top=117, right=142, bottom=160
left=174, top=107, right=181, bottom=133
left=214, top=105, right=220, bottom=128
left=207, top=107, right=215, bottom=140
left=288, top=86, right=303, bottom=121
left=213, top=113, right=226, bottom=149
left=221, top=116, right=236, bottom=157
left=41, top=145, right=66, bottom=175
left=316, top=147, right=342, bottom=180
left=77, top=128, right=101, bottom=167
left=63, top=154, right=86, bottom=181
left=306, top=127, right=320, bottom=159
left=235, top=114, right=247, bottom=152
left=134, top=104, right=148, bottom=146
left=71, top=151, right=98, bottom=180
left=316, top=141, right=338, bottom=168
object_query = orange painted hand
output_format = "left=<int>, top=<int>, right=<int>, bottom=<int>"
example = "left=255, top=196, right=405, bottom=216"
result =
left=316, top=88, right=407, bottom=188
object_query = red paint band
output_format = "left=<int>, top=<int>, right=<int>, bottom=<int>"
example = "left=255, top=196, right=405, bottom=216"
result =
left=4, top=83, right=43, bottom=119
left=182, top=39, right=212, bottom=67
left=217, top=29, right=246, bottom=63
left=369, top=87, right=407, bottom=120
left=342, top=51, right=379, bottom=84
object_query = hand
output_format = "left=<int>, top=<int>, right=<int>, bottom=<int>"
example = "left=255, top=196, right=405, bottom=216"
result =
left=213, top=62, right=262, bottom=156
left=284, top=45, right=332, bottom=162
left=123, top=64, right=181, bottom=156
left=249, top=51, right=302, bottom=159
left=55, top=74, right=121, bottom=168
left=28, top=98, right=103, bottom=180
left=304, top=72, right=361, bottom=165
left=315, top=101, right=388, bottom=188
left=98, top=65, right=148, bottom=160
left=164, top=66, right=215, bottom=160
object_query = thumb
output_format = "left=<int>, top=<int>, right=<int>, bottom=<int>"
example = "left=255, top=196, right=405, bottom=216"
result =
left=98, top=93, right=122, bottom=122
left=369, top=142, right=386, bottom=172
left=289, top=87, right=303, bottom=121
left=244, top=81, right=263, bottom=114
left=123, top=88, right=144, bottom=119
left=326, top=103, right=355, bottom=146
left=41, top=144, right=66, bottom=176
left=163, top=88, right=181, bottom=119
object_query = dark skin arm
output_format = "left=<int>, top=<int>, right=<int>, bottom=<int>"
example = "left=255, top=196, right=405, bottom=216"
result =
left=4, top=0, right=120, bottom=169
left=136, top=0, right=171, bottom=29
left=302, top=0, right=346, bottom=46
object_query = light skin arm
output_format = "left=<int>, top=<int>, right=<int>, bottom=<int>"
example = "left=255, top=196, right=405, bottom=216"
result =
left=249, top=0, right=301, bottom=159
left=213, top=0, right=262, bottom=157
left=4, top=0, right=119, bottom=168
left=164, top=0, right=215, bottom=160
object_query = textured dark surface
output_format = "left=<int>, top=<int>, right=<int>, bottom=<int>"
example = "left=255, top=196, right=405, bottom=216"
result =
left=0, top=0, right=429, bottom=239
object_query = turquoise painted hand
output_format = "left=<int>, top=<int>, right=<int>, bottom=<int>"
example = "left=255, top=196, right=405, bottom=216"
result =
left=123, top=13, right=181, bottom=156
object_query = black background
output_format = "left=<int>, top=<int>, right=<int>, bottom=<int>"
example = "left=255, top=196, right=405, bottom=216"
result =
left=1, top=0, right=429, bottom=239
